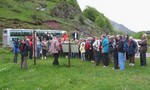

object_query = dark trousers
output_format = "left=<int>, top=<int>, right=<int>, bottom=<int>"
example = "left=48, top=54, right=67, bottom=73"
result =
left=29, top=49, right=33, bottom=60
left=20, top=54, right=24, bottom=68
left=42, top=49, right=47, bottom=57
left=94, top=51, right=100, bottom=66
left=103, top=53, right=109, bottom=66
left=140, top=51, right=147, bottom=66
left=91, top=50, right=95, bottom=60
left=113, top=52, right=118, bottom=69
left=129, top=54, right=135, bottom=63
left=85, top=50, right=91, bottom=61
left=53, top=53, right=59, bottom=65
left=14, top=53, right=18, bottom=63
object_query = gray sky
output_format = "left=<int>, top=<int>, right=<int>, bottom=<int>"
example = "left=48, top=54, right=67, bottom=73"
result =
left=77, top=0, right=150, bottom=32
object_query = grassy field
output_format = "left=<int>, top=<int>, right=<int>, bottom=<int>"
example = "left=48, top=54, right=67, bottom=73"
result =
left=0, top=48, right=150, bottom=90
left=147, top=47, right=150, bottom=53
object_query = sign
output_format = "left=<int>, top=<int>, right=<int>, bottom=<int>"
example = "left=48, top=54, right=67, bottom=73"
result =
left=62, top=43, right=79, bottom=53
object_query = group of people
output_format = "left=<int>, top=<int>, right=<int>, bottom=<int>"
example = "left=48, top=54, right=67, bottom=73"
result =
left=13, top=30, right=148, bottom=70
left=78, top=33, right=148, bottom=70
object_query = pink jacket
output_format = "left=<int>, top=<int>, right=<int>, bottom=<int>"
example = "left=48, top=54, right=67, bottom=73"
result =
left=50, top=37, right=60, bottom=54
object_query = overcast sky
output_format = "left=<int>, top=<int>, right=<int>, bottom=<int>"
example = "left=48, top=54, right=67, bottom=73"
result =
left=77, top=0, right=150, bottom=32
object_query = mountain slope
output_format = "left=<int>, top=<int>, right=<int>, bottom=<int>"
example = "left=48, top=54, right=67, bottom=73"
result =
left=0, top=0, right=105, bottom=37
left=110, top=20, right=135, bottom=34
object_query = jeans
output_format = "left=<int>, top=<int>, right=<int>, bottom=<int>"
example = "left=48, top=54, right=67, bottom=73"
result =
left=37, top=47, right=41, bottom=58
left=81, top=52, right=85, bottom=61
left=118, top=52, right=125, bottom=70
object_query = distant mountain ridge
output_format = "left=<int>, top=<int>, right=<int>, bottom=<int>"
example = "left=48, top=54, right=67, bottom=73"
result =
left=110, top=20, right=135, bottom=34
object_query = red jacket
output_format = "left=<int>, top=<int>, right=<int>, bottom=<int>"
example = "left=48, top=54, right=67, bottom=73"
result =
left=62, top=34, right=68, bottom=41
left=85, top=42, right=91, bottom=50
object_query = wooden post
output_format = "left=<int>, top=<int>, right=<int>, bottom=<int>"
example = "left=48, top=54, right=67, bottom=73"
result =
left=68, top=39, right=71, bottom=67
left=33, top=30, right=36, bottom=65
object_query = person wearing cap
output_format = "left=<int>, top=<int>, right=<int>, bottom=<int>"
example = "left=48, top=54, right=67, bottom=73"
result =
left=138, top=34, right=148, bottom=66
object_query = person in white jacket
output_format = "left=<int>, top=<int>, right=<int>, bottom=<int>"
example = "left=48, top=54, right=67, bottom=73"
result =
left=80, top=43, right=85, bottom=61
left=93, top=37, right=101, bottom=66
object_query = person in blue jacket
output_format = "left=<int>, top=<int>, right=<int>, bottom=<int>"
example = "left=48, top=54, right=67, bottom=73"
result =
left=101, top=35, right=109, bottom=67
left=128, top=36, right=137, bottom=66
left=13, top=38, right=20, bottom=63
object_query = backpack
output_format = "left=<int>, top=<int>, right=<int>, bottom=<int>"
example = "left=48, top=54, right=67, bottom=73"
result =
left=19, top=43, right=24, bottom=52
left=118, top=40, right=128, bottom=53
left=123, top=41, right=129, bottom=53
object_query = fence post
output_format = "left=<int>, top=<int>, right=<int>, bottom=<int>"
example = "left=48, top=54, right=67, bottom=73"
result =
left=68, top=39, right=71, bottom=67
left=33, top=30, right=36, bottom=65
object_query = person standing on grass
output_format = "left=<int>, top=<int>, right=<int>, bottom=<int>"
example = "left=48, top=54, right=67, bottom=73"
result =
left=13, top=38, right=20, bottom=63
left=138, top=34, right=148, bottom=66
left=90, top=37, right=95, bottom=62
left=80, top=43, right=86, bottom=61
left=21, top=39, right=30, bottom=69
left=118, top=35, right=126, bottom=70
left=50, top=36, right=61, bottom=65
left=109, top=36, right=114, bottom=63
left=29, top=39, right=33, bottom=60
left=36, top=37, right=42, bottom=59
left=128, top=36, right=137, bottom=66
left=101, top=35, right=109, bottom=67
left=42, top=38, right=48, bottom=59
left=93, top=37, right=101, bottom=66
left=113, top=36, right=119, bottom=70
left=19, top=40, right=25, bottom=68
left=85, top=38, right=92, bottom=61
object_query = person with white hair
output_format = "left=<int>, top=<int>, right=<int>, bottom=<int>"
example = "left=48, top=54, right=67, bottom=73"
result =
left=128, top=36, right=137, bottom=66
left=93, top=37, right=101, bottom=66
left=138, top=34, right=148, bottom=66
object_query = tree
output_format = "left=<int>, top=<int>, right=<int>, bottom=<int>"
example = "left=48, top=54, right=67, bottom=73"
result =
left=83, top=6, right=99, bottom=22
left=95, top=15, right=106, bottom=28
left=83, top=6, right=114, bottom=33
left=105, top=17, right=113, bottom=32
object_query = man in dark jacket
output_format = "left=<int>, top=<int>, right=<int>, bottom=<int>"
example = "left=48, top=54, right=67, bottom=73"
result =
left=72, top=30, right=79, bottom=40
left=138, top=34, right=148, bottom=66
left=128, top=36, right=137, bottom=66
left=118, top=36, right=126, bottom=70
left=21, top=38, right=30, bottom=69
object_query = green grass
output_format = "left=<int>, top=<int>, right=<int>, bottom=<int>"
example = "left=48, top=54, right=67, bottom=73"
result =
left=0, top=48, right=150, bottom=90
left=147, top=47, right=150, bottom=53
